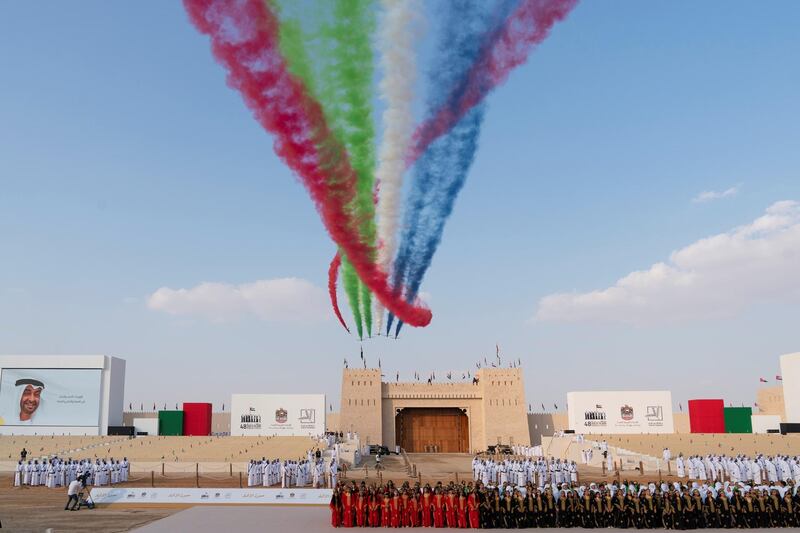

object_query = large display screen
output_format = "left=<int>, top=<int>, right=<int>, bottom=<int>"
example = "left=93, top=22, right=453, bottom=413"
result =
left=231, top=394, right=325, bottom=436
left=567, top=390, right=674, bottom=434
left=0, top=368, right=102, bottom=427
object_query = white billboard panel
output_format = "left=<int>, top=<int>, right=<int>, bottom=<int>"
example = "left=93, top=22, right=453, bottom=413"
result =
left=780, top=353, right=800, bottom=423
left=567, top=391, right=674, bottom=434
left=231, top=394, right=325, bottom=436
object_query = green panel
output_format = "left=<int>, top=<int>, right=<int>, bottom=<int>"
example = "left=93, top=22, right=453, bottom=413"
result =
left=724, top=407, right=752, bottom=433
left=158, top=410, right=184, bottom=436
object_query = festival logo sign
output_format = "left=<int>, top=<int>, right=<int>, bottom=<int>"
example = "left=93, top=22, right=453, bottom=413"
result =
left=645, top=405, right=664, bottom=426
left=299, top=408, right=316, bottom=429
left=239, top=406, right=262, bottom=431
left=583, top=404, right=607, bottom=427
left=646, top=406, right=663, bottom=420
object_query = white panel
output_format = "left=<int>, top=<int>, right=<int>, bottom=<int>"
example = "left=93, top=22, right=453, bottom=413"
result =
left=230, top=394, right=326, bottom=436
left=106, top=357, right=126, bottom=428
left=751, top=415, right=781, bottom=434
left=567, top=391, right=674, bottom=434
left=780, top=353, right=800, bottom=423
left=133, top=417, right=159, bottom=436
left=91, top=487, right=333, bottom=505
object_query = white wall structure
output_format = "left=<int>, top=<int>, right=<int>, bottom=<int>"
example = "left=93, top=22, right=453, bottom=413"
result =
left=0, top=355, right=125, bottom=436
left=751, top=414, right=782, bottom=434
left=780, top=353, right=800, bottom=423
left=567, top=391, right=674, bottom=434
left=230, top=394, right=325, bottom=436
left=133, top=417, right=159, bottom=436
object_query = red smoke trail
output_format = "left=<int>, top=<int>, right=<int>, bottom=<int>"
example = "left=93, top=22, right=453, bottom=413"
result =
left=184, top=0, right=432, bottom=327
left=406, top=0, right=579, bottom=165
left=328, top=253, right=350, bottom=333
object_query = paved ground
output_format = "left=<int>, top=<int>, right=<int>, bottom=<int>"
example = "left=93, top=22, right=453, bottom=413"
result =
left=133, top=506, right=779, bottom=533
left=0, top=484, right=179, bottom=532
left=407, top=453, right=473, bottom=474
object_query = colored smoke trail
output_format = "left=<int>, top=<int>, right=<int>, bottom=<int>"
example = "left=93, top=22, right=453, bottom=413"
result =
left=184, top=0, right=432, bottom=328
left=393, top=105, right=485, bottom=338
left=276, top=0, right=377, bottom=338
left=318, top=0, right=378, bottom=338
left=372, top=0, right=420, bottom=335
left=386, top=0, right=510, bottom=335
left=389, top=0, right=576, bottom=336
left=341, top=256, right=363, bottom=338
left=327, top=253, right=350, bottom=333
left=272, top=3, right=364, bottom=336
left=387, top=0, right=516, bottom=336
left=406, top=0, right=579, bottom=166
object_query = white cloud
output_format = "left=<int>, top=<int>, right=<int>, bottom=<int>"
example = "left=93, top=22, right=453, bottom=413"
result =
left=147, top=278, right=329, bottom=323
left=692, top=185, right=740, bottom=203
left=535, top=201, right=800, bottom=324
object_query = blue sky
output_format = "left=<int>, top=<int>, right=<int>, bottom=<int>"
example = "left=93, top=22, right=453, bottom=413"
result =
left=1, top=1, right=798, bottom=412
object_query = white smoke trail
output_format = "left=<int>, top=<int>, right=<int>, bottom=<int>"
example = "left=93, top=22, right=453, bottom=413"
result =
left=373, top=0, right=420, bottom=334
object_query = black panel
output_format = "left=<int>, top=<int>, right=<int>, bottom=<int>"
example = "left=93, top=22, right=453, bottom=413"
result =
left=779, top=423, right=800, bottom=435
left=107, top=425, right=135, bottom=436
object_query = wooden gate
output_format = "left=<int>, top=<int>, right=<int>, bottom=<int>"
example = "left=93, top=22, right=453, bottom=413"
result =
left=395, top=408, right=469, bottom=453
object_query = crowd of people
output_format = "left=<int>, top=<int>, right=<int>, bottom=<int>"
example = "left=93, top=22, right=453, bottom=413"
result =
left=246, top=442, right=341, bottom=488
left=329, top=478, right=800, bottom=529
left=672, top=453, right=800, bottom=484
left=473, top=457, right=580, bottom=487
left=246, top=456, right=339, bottom=488
left=13, top=457, right=129, bottom=488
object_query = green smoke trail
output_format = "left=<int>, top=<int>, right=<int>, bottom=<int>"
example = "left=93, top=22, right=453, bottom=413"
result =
left=325, top=0, right=377, bottom=337
left=340, top=257, right=363, bottom=338
left=273, top=0, right=376, bottom=338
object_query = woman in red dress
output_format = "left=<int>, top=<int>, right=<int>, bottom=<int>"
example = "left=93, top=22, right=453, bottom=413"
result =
left=433, top=487, right=445, bottom=528
left=421, top=487, right=433, bottom=527
left=407, top=491, right=420, bottom=527
left=381, top=491, right=391, bottom=527
left=330, top=487, right=342, bottom=528
left=467, top=488, right=480, bottom=528
left=369, top=489, right=380, bottom=527
left=400, top=491, right=411, bottom=527
left=342, top=487, right=354, bottom=527
left=355, top=490, right=367, bottom=527
left=457, top=490, right=468, bottom=528
left=390, top=490, right=402, bottom=528
left=445, top=489, right=457, bottom=527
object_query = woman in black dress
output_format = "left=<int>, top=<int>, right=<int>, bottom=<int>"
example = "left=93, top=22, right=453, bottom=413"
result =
left=500, top=489, right=515, bottom=529
left=513, top=489, right=526, bottom=529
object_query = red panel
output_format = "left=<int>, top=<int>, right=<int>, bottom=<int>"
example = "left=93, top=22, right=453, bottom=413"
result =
left=688, top=399, right=725, bottom=433
left=182, top=403, right=212, bottom=436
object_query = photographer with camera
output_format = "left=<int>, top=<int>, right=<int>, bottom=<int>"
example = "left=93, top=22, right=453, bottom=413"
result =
left=65, top=472, right=90, bottom=511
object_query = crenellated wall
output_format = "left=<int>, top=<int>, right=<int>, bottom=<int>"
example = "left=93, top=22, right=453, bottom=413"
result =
left=339, top=367, right=531, bottom=452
